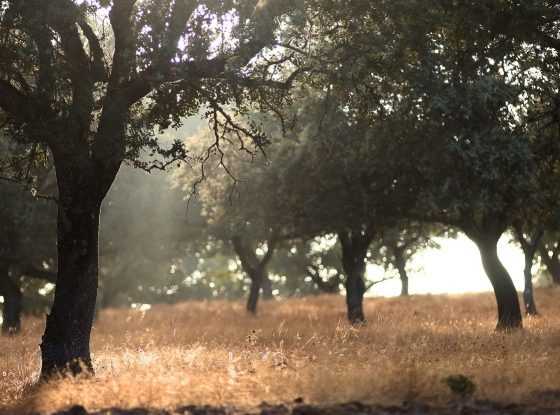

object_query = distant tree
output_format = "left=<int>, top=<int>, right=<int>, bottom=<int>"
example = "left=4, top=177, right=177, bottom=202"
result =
left=174, top=120, right=289, bottom=314
left=538, top=232, right=560, bottom=285
left=513, top=225, right=544, bottom=316
left=295, top=237, right=343, bottom=295
left=511, top=137, right=560, bottom=316
left=0, top=140, right=57, bottom=334
left=370, top=223, right=444, bottom=297
left=264, top=96, right=411, bottom=324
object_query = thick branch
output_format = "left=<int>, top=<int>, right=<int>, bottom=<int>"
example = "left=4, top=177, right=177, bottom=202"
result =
left=78, top=20, right=109, bottom=82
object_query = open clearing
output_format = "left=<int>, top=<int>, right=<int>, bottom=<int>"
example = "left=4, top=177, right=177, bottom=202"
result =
left=2, top=289, right=560, bottom=414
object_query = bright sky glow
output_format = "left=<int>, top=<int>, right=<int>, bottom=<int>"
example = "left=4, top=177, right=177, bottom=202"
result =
left=368, top=233, right=527, bottom=297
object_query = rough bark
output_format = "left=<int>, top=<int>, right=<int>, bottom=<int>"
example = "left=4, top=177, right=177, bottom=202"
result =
left=339, top=229, right=374, bottom=325
left=40, top=179, right=102, bottom=379
left=470, top=233, right=522, bottom=330
left=0, top=265, right=22, bottom=335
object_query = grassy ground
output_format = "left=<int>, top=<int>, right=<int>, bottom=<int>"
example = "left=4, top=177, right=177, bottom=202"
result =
left=2, top=289, right=560, bottom=414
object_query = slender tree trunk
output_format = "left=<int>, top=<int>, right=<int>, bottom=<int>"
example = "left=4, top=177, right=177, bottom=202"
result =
left=471, top=234, right=522, bottom=330
left=40, top=193, right=101, bottom=378
left=398, top=267, right=409, bottom=297
left=514, top=227, right=542, bottom=317
left=523, top=252, right=538, bottom=316
left=232, top=235, right=276, bottom=315
left=246, top=270, right=263, bottom=314
left=0, top=265, right=22, bottom=335
left=394, top=250, right=409, bottom=297
left=261, top=273, right=273, bottom=300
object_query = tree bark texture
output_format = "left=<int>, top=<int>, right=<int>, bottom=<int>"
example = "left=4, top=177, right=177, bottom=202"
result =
left=40, top=170, right=104, bottom=378
left=339, top=228, right=374, bottom=325
left=470, top=233, right=522, bottom=330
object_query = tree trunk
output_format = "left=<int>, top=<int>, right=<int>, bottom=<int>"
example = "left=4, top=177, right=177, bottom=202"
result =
left=246, top=270, right=263, bottom=314
left=394, top=251, right=409, bottom=297
left=471, top=235, right=522, bottom=331
left=345, top=265, right=366, bottom=324
left=232, top=235, right=276, bottom=315
left=539, top=246, right=560, bottom=285
left=0, top=266, right=22, bottom=335
left=514, top=227, right=542, bottom=317
left=398, top=267, right=409, bottom=297
left=523, top=252, right=538, bottom=316
left=339, top=230, right=372, bottom=325
left=40, top=194, right=101, bottom=379
left=261, top=273, right=273, bottom=300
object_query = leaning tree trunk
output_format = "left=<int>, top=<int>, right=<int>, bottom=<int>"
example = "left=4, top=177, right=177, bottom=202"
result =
left=246, top=270, right=264, bottom=314
left=0, top=266, right=23, bottom=335
left=471, top=234, right=522, bottom=330
left=523, top=251, right=538, bottom=316
left=40, top=184, right=102, bottom=378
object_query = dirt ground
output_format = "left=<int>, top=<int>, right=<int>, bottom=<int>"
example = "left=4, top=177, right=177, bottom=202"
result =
left=43, top=400, right=560, bottom=415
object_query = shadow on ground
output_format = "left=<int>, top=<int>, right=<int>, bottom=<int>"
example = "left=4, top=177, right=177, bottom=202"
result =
left=42, top=398, right=560, bottom=415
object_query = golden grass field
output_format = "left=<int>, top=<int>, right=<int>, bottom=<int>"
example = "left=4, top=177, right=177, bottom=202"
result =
left=2, top=289, right=560, bottom=414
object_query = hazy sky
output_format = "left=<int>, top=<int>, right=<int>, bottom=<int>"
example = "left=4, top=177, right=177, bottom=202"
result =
left=368, top=233, right=528, bottom=297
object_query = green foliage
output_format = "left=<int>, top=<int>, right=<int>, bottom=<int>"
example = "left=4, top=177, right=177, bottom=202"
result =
left=443, top=374, right=476, bottom=399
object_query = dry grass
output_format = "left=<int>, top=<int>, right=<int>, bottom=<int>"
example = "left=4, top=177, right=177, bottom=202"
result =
left=2, top=289, right=560, bottom=414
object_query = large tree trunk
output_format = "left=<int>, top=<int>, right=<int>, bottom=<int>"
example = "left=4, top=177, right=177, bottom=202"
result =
left=40, top=191, right=101, bottom=379
left=0, top=265, right=22, bottom=335
left=339, top=230, right=372, bottom=325
left=470, top=234, right=522, bottom=330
